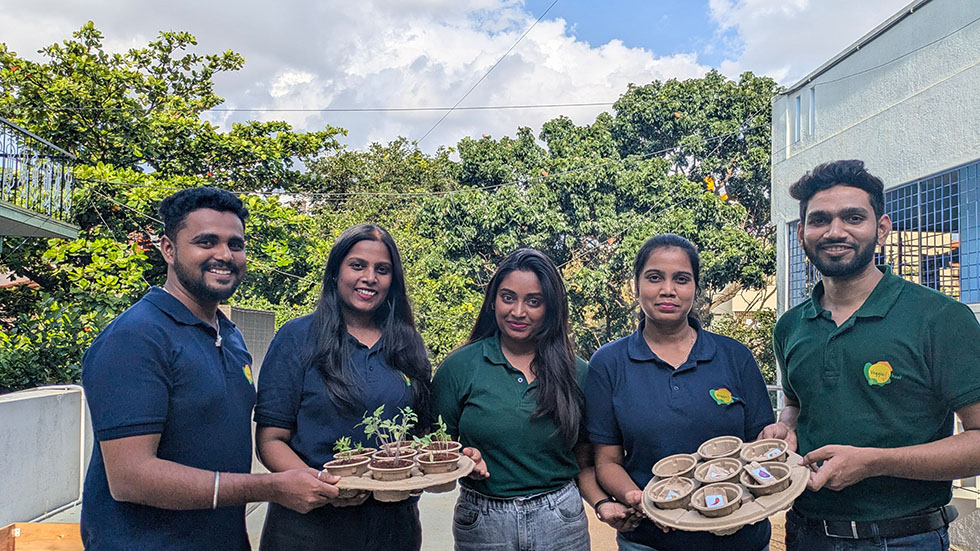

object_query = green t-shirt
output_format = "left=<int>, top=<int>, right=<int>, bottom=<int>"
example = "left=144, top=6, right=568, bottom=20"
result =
left=432, top=333, right=587, bottom=498
left=775, top=266, right=980, bottom=521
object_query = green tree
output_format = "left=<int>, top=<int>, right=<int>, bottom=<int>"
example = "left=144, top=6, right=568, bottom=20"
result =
left=612, top=70, right=778, bottom=237
left=0, top=22, right=342, bottom=190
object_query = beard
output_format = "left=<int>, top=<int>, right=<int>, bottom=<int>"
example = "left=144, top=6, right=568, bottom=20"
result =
left=172, top=254, right=243, bottom=303
left=802, top=236, right=877, bottom=278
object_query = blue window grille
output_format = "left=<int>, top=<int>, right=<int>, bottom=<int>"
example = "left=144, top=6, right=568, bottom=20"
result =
left=787, top=159, right=980, bottom=307
left=787, top=222, right=818, bottom=307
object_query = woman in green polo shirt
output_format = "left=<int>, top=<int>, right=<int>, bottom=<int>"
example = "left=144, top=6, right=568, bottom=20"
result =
left=432, top=248, right=636, bottom=551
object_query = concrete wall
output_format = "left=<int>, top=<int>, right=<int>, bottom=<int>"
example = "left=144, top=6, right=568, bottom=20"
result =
left=771, top=0, right=980, bottom=312
left=0, top=386, right=92, bottom=527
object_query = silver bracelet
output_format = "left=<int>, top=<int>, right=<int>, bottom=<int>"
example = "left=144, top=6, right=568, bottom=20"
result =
left=212, top=471, right=220, bottom=510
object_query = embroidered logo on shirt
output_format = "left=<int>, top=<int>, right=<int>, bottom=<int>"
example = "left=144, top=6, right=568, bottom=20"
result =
left=709, top=388, right=739, bottom=405
left=863, top=361, right=895, bottom=386
left=243, top=363, right=254, bottom=385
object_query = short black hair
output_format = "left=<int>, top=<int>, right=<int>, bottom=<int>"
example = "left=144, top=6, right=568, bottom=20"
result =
left=158, top=187, right=249, bottom=240
left=790, top=160, right=885, bottom=222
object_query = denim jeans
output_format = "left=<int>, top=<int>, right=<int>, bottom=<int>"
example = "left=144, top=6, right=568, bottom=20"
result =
left=453, top=480, right=590, bottom=551
left=615, top=533, right=770, bottom=551
left=785, top=509, right=950, bottom=551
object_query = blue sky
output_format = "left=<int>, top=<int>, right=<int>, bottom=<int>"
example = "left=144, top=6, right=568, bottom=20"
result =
left=1, top=0, right=912, bottom=150
left=524, top=0, right=724, bottom=62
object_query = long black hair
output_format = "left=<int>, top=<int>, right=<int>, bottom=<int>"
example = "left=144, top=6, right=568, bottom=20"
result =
left=306, top=224, right=431, bottom=426
left=468, top=248, right=582, bottom=442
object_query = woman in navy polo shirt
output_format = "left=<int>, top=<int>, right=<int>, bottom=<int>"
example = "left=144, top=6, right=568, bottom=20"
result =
left=586, top=234, right=774, bottom=551
left=433, top=248, right=636, bottom=551
left=254, top=224, right=434, bottom=551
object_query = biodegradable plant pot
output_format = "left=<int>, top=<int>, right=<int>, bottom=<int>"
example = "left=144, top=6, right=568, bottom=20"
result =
left=335, top=447, right=377, bottom=460
left=423, top=440, right=463, bottom=454
left=417, top=451, right=461, bottom=475
left=368, top=458, right=415, bottom=481
left=651, top=453, right=698, bottom=478
left=323, top=455, right=371, bottom=477
left=739, top=461, right=793, bottom=497
left=693, top=457, right=742, bottom=484
left=372, top=447, right=419, bottom=462
left=740, top=439, right=789, bottom=463
left=691, top=483, right=743, bottom=518
left=647, top=476, right=696, bottom=510
left=697, top=435, right=743, bottom=460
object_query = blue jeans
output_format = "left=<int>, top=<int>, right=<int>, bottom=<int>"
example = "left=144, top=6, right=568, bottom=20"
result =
left=453, top=480, right=590, bottom=551
left=615, top=533, right=770, bottom=551
left=785, top=509, right=950, bottom=551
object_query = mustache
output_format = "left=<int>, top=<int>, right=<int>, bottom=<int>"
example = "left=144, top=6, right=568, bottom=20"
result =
left=203, top=261, right=240, bottom=275
left=817, top=239, right=854, bottom=247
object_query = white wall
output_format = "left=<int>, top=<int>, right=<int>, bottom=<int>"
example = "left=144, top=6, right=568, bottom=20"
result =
left=0, top=386, right=92, bottom=527
left=771, top=0, right=980, bottom=312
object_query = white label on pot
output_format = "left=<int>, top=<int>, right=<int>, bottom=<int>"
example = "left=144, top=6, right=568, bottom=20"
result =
left=665, top=490, right=680, bottom=500
left=704, top=493, right=727, bottom=509
left=763, top=448, right=782, bottom=459
left=707, top=464, right=730, bottom=479
left=750, top=466, right=775, bottom=485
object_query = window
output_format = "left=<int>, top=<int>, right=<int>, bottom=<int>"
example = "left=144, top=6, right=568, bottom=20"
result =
left=808, top=87, right=815, bottom=136
left=794, top=95, right=802, bottom=142
left=787, top=159, right=980, bottom=307
left=787, top=221, right=819, bottom=308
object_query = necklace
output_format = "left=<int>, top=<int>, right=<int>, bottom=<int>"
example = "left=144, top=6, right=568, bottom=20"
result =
left=161, top=285, right=222, bottom=347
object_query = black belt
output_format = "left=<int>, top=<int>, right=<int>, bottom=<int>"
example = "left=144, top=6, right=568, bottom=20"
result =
left=788, top=505, right=958, bottom=539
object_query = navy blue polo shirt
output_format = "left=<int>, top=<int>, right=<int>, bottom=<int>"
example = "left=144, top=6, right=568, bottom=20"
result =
left=254, top=315, right=414, bottom=467
left=81, top=287, right=256, bottom=551
left=586, top=318, right=774, bottom=551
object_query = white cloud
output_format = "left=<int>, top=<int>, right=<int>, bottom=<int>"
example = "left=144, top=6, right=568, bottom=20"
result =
left=708, top=0, right=913, bottom=84
left=269, top=71, right=315, bottom=98
left=2, top=1, right=918, bottom=152
left=0, top=1, right=709, bottom=152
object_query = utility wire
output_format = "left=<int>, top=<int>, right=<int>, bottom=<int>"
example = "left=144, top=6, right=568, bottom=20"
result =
left=813, top=13, right=980, bottom=87
left=417, top=0, right=561, bottom=144
left=21, top=101, right=613, bottom=114
left=85, top=186, right=308, bottom=281
left=78, top=123, right=765, bottom=201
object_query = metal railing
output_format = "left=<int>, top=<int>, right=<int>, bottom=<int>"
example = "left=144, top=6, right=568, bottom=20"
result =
left=0, top=116, right=76, bottom=222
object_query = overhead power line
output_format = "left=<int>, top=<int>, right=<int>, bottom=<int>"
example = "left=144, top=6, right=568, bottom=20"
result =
left=78, top=122, right=766, bottom=201
left=21, top=101, right=614, bottom=114
left=417, top=0, right=561, bottom=144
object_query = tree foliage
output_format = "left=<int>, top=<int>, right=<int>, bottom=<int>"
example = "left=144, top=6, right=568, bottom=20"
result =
left=0, top=24, right=778, bottom=392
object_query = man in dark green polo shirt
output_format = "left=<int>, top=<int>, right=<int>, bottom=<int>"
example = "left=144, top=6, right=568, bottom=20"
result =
left=762, top=160, right=980, bottom=550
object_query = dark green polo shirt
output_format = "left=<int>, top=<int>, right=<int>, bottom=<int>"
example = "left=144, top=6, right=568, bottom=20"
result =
left=432, top=333, right=587, bottom=498
left=775, top=266, right=980, bottom=521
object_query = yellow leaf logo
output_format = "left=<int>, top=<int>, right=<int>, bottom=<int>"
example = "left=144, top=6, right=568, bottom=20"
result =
left=864, top=361, right=892, bottom=386
left=243, top=363, right=254, bottom=385
left=710, top=388, right=735, bottom=405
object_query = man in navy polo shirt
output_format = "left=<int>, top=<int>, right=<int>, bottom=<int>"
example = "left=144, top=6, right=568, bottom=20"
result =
left=81, top=187, right=339, bottom=550
left=762, top=160, right=980, bottom=550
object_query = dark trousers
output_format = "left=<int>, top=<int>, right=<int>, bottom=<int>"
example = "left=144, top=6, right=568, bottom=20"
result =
left=259, top=497, right=422, bottom=551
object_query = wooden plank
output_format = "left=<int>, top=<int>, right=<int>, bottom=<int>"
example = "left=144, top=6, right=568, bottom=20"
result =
left=0, top=524, right=82, bottom=551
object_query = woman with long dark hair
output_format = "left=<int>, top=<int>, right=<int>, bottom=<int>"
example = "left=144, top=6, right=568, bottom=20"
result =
left=254, top=224, right=433, bottom=551
left=586, top=234, right=774, bottom=551
left=433, top=248, right=635, bottom=551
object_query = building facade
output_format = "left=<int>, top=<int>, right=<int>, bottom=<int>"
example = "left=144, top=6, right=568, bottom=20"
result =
left=771, top=0, right=980, bottom=315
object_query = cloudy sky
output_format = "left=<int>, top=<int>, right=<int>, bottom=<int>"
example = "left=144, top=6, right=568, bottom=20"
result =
left=1, top=0, right=912, bottom=152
